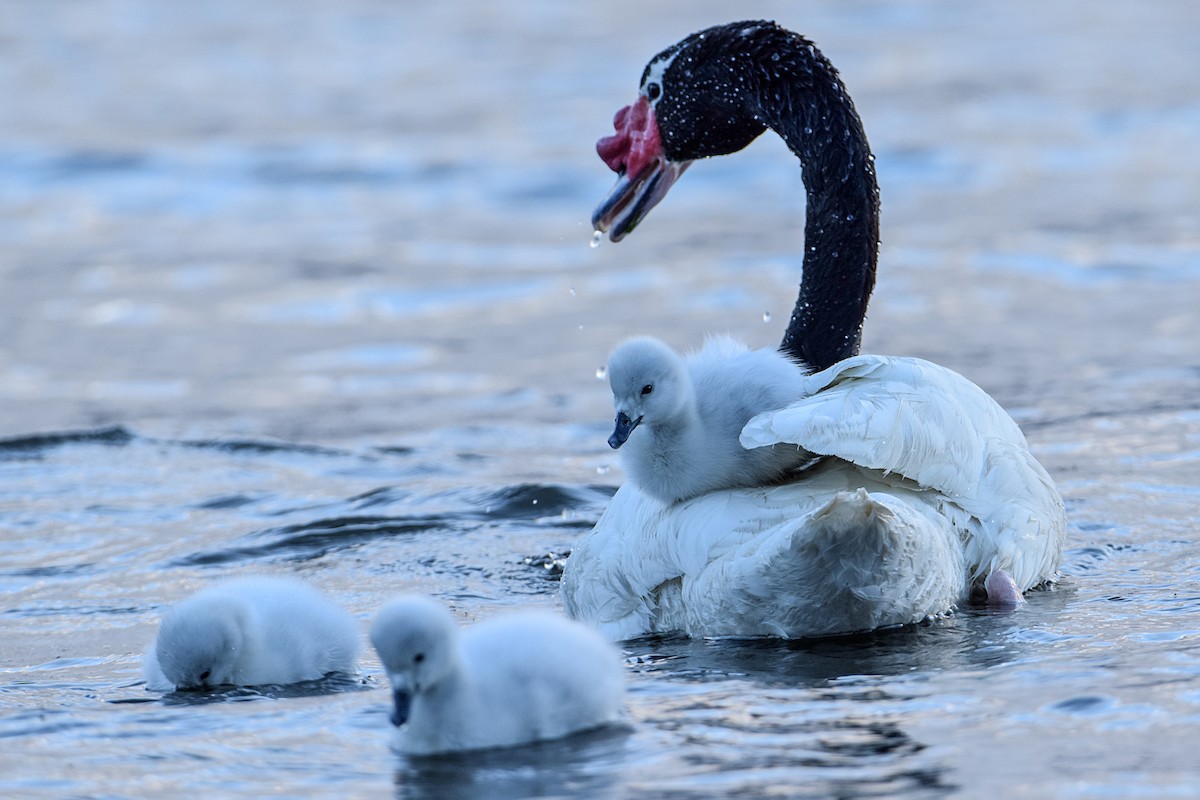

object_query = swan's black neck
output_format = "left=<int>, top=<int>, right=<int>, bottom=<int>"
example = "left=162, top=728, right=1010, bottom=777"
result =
left=649, top=23, right=880, bottom=370
left=754, top=37, right=880, bottom=370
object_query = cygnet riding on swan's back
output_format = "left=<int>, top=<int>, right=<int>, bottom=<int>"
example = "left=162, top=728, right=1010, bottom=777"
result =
left=561, top=20, right=1066, bottom=640
left=143, top=575, right=360, bottom=691
left=370, top=597, right=625, bottom=755
left=607, top=335, right=813, bottom=504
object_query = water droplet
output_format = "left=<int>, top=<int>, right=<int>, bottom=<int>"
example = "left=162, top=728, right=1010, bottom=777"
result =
left=596, top=464, right=611, bottom=476
left=595, top=366, right=607, bottom=380
left=569, top=287, right=577, bottom=297
left=532, top=498, right=538, bottom=505
left=762, top=311, right=772, bottom=323
left=804, top=126, right=813, bottom=135
left=590, top=230, right=603, bottom=248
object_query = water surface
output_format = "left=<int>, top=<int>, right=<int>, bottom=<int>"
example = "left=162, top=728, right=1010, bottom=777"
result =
left=2, top=1, right=1199, bottom=797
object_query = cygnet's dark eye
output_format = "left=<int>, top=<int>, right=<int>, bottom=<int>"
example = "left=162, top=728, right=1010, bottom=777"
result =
left=413, top=653, right=425, bottom=664
left=646, top=82, right=661, bottom=101
left=641, top=384, right=654, bottom=396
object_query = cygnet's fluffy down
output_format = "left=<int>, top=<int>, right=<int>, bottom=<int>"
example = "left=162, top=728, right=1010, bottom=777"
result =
left=369, top=596, right=625, bottom=755
left=606, top=335, right=812, bottom=504
left=143, top=575, right=361, bottom=691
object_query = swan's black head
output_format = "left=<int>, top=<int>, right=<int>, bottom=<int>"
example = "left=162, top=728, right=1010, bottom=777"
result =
left=593, top=21, right=819, bottom=240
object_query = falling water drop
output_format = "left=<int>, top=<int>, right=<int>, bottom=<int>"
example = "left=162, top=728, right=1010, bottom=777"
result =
left=569, top=287, right=577, bottom=297
left=595, top=366, right=607, bottom=380
left=590, top=230, right=603, bottom=248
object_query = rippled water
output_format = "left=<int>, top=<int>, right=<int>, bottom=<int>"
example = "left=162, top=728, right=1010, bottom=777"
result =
left=3, top=1, right=1200, bottom=797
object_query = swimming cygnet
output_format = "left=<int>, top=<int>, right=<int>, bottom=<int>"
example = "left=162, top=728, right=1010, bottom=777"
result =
left=143, top=575, right=361, bottom=691
left=606, top=335, right=812, bottom=504
left=369, top=596, right=625, bottom=755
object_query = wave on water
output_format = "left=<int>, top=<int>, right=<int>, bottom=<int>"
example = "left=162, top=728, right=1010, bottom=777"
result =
left=0, top=425, right=617, bottom=582
left=0, top=424, right=349, bottom=460
left=110, top=672, right=377, bottom=706
left=0, top=425, right=137, bottom=458
left=172, top=483, right=613, bottom=566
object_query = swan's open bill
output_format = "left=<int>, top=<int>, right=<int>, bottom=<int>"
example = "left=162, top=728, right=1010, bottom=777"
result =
left=562, top=21, right=1065, bottom=638
left=593, top=96, right=692, bottom=241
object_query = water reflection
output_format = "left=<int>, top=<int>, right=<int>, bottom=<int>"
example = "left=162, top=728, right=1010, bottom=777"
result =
left=142, top=673, right=376, bottom=706
left=393, top=726, right=630, bottom=800
left=625, top=597, right=1071, bottom=689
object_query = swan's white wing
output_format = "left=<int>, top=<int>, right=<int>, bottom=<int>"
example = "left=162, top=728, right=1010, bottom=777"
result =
left=740, top=354, right=1065, bottom=585
left=741, top=355, right=1022, bottom=498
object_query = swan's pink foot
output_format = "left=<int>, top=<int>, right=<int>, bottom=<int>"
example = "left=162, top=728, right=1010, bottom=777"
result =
left=984, top=569, right=1024, bottom=606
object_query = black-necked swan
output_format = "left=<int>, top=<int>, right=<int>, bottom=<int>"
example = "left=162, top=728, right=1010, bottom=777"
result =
left=560, top=20, right=1066, bottom=639
left=606, top=334, right=814, bottom=504
left=143, top=575, right=360, bottom=690
left=369, top=596, right=625, bottom=754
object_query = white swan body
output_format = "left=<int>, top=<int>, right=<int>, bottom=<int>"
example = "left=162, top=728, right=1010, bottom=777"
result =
left=562, top=355, right=1066, bottom=639
left=370, top=597, right=625, bottom=755
left=143, top=575, right=361, bottom=690
left=606, top=335, right=812, bottom=504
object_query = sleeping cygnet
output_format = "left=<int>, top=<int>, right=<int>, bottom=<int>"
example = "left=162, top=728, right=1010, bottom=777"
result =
left=606, top=335, right=813, bottom=504
left=369, top=596, right=625, bottom=755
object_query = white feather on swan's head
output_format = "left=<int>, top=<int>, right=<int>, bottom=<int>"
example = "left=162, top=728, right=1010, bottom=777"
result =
left=606, top=336, right=691, bottom=448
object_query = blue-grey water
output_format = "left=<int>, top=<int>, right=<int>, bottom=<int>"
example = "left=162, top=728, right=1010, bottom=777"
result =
left=2, top=1, right=1199, bottom=797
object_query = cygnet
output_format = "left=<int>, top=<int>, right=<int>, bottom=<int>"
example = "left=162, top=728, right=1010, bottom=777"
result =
left=144, top=575, right=360, bottom=690
left=369, top=597, right=624, bottom=755
left=606, top=335, right=812, bottom=503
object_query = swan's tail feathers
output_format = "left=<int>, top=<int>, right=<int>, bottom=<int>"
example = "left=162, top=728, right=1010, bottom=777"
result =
left=688, top=488, right=964, bottom=638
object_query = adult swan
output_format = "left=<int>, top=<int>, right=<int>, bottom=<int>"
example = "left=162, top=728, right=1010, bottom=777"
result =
left=560, top=20, right=1066, bottom=640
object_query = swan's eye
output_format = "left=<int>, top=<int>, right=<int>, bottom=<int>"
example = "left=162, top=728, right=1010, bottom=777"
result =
left=641, top=384, right=654, bottom=396
left=646, top=82, right=661, bottom=102
left=413, top=653, right=425, bottom=664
